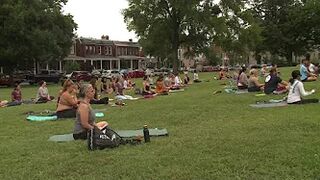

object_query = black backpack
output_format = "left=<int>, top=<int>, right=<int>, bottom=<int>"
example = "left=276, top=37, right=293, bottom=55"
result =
left=88, top=126, right=122, bottom=150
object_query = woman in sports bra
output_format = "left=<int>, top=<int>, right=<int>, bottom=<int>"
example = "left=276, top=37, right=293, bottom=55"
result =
left=56, top=80, right=78, bottom=118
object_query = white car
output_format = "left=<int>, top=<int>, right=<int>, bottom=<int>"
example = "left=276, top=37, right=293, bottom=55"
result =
left=91, top=69, right=101, bottom=77
left=101, top=69, right=120, bottom=79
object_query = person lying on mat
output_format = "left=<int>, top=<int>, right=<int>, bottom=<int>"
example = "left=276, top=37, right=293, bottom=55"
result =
left=36, top=81, right=54, bottom=103
left=73, top=84, right=108, bottom=140
left=155, top=75, right=169, bottom=95
left=56, top=80, right=79, bottom=119
left=287, top=70, right=317, bottom=104
left=248, top=69, right=264, bottom=92
left=300, top=58, right=317, bottom=82
left=237, top=66, right=248, bottom=90
left=89, top=77, right=109, bottom=105
left=264, top=68, right=288, bottom=95
left=142, top=75, right=156, bottom=95
left=114, top=76, right=136, bottom=100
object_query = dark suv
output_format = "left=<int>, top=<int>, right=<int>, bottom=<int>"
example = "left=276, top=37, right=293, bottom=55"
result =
left=33, top=70, right=63, bottom=84
left=0, top=74, right=24, bottom=87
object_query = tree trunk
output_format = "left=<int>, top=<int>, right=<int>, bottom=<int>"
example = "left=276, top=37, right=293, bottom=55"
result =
left=286, top=51, right=293, bottom=66
left=172, top=21, right=180, bottom=74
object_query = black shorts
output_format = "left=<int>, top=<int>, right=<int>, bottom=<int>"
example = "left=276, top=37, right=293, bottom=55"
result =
left=248, top=86, right=261, bottom=92
left=56, top=108, right=77, bottom=119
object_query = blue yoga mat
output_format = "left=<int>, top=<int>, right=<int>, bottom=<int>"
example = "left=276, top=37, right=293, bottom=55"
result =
left=27, top=112, right=105, bottom=121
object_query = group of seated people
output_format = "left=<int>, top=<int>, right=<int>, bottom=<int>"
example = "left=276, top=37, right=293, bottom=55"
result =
left=237, top=66, right=289, bottom=94
left=234, top=60, right=318, bottom=104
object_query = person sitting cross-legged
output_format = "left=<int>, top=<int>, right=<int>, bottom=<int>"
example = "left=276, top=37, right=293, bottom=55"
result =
left=287, top=70, right=318, bottom=104
left=264, top=68, right=288, bottom=95
left=56, top=80, right=79, bottom=119
left=73, top=84, right=108, bottom=140
left=155, top=74, right=169, bottom=95
left=36, top=81, right=55, bottom=103
left=300, top=58, right=317, bottom=82
left=248, top=69, right=264, bottom=92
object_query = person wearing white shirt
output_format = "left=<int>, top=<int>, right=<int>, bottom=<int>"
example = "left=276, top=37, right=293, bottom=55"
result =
left=287, top=70, right=318, bottom=104
left=309, top=63, right=316, bottom=73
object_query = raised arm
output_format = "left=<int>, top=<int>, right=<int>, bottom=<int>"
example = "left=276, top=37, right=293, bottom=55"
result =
left=297, top=82, right=314, bottom=96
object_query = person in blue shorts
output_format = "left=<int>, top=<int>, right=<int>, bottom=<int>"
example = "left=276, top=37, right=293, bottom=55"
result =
left=300, top=59, right=317, bottom=82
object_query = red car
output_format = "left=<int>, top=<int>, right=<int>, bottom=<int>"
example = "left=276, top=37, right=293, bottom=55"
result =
left=70, top=71, right=93, bottom=82
left=0, top=74, right=24, bottom=87
left=128, top=70, right=145, bottom=78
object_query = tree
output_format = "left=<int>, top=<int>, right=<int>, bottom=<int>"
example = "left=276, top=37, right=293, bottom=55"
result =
left=123, top=0, right=257, bottom=72
left=0, top=0, right=77, bottom=72
left=250, top=0, right=320, bottom=65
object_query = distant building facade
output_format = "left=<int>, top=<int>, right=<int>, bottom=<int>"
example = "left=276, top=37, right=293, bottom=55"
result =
left=39, top=36, right=146, bottom=72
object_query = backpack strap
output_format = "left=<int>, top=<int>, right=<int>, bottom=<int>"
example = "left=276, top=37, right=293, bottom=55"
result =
left=292, top=80, right=299, bottom=94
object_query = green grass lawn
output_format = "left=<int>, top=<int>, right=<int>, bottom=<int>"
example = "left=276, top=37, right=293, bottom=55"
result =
left=1, top=67, right=320, bottom=179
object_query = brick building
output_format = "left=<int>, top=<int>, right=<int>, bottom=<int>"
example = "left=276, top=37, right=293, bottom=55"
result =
left=39, top=36, right=146, bottom=72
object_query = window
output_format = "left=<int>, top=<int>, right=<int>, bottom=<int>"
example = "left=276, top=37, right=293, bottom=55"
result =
left=85, top=46, right=89, bottom=54
left=98, top=46, right=101, bottom=54
left=92, top=46, right=95, bottom=54
left=104, top=46, right=109, bottom=55
left=117, top=48, right=121, bottom=56
left=108, top=47, right=112, bottom=55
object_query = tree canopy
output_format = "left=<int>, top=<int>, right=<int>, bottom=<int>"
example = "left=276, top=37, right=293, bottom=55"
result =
left=0, top=0, right=77, bottom=72
left=123, top=0, right=261, bottom=71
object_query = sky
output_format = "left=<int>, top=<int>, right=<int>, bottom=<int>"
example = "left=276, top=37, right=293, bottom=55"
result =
left=63, top=0, right=137, bottom=41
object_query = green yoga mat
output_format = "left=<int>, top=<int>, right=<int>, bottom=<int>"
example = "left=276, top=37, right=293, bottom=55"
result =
left=250, top=102, right=288, bottom=108
left=27, top=112, right=105, bottom=122
left=48, top=128, right=169, bottom=142
left=224, top=89, right=248, bottom=94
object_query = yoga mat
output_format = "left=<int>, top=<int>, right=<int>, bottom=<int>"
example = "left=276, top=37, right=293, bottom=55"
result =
left=48, top=128, right=169, bottom=142
left=224, top=89, right=248, bottom=94
left=255, top=93, right=266, bottom=97
left=27, top=112, right=105, bottom=121
left=169, top=89, right=185, bottom=93
left=250, top=102, right=288, bottom=108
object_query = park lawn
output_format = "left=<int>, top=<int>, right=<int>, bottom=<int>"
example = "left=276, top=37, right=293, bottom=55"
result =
left=1, top=67, right=320, bottom=179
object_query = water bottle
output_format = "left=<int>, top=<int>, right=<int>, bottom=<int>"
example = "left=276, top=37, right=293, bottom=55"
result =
left=143, top=125, right=150, bottom=143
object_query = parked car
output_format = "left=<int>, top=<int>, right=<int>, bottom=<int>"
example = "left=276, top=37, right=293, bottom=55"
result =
left=91, top=69, right=101, bottom=77
left=129, top=69, right=145, bottom=78
left=120, top=69, right=129, bottom=75
left=0, top=74, right=25, bottom=87
left=109, top=70, right=120, bottom=79
left=69, top=71, right=93, bottom=82
left=33, top=70, right=62, bottom=84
